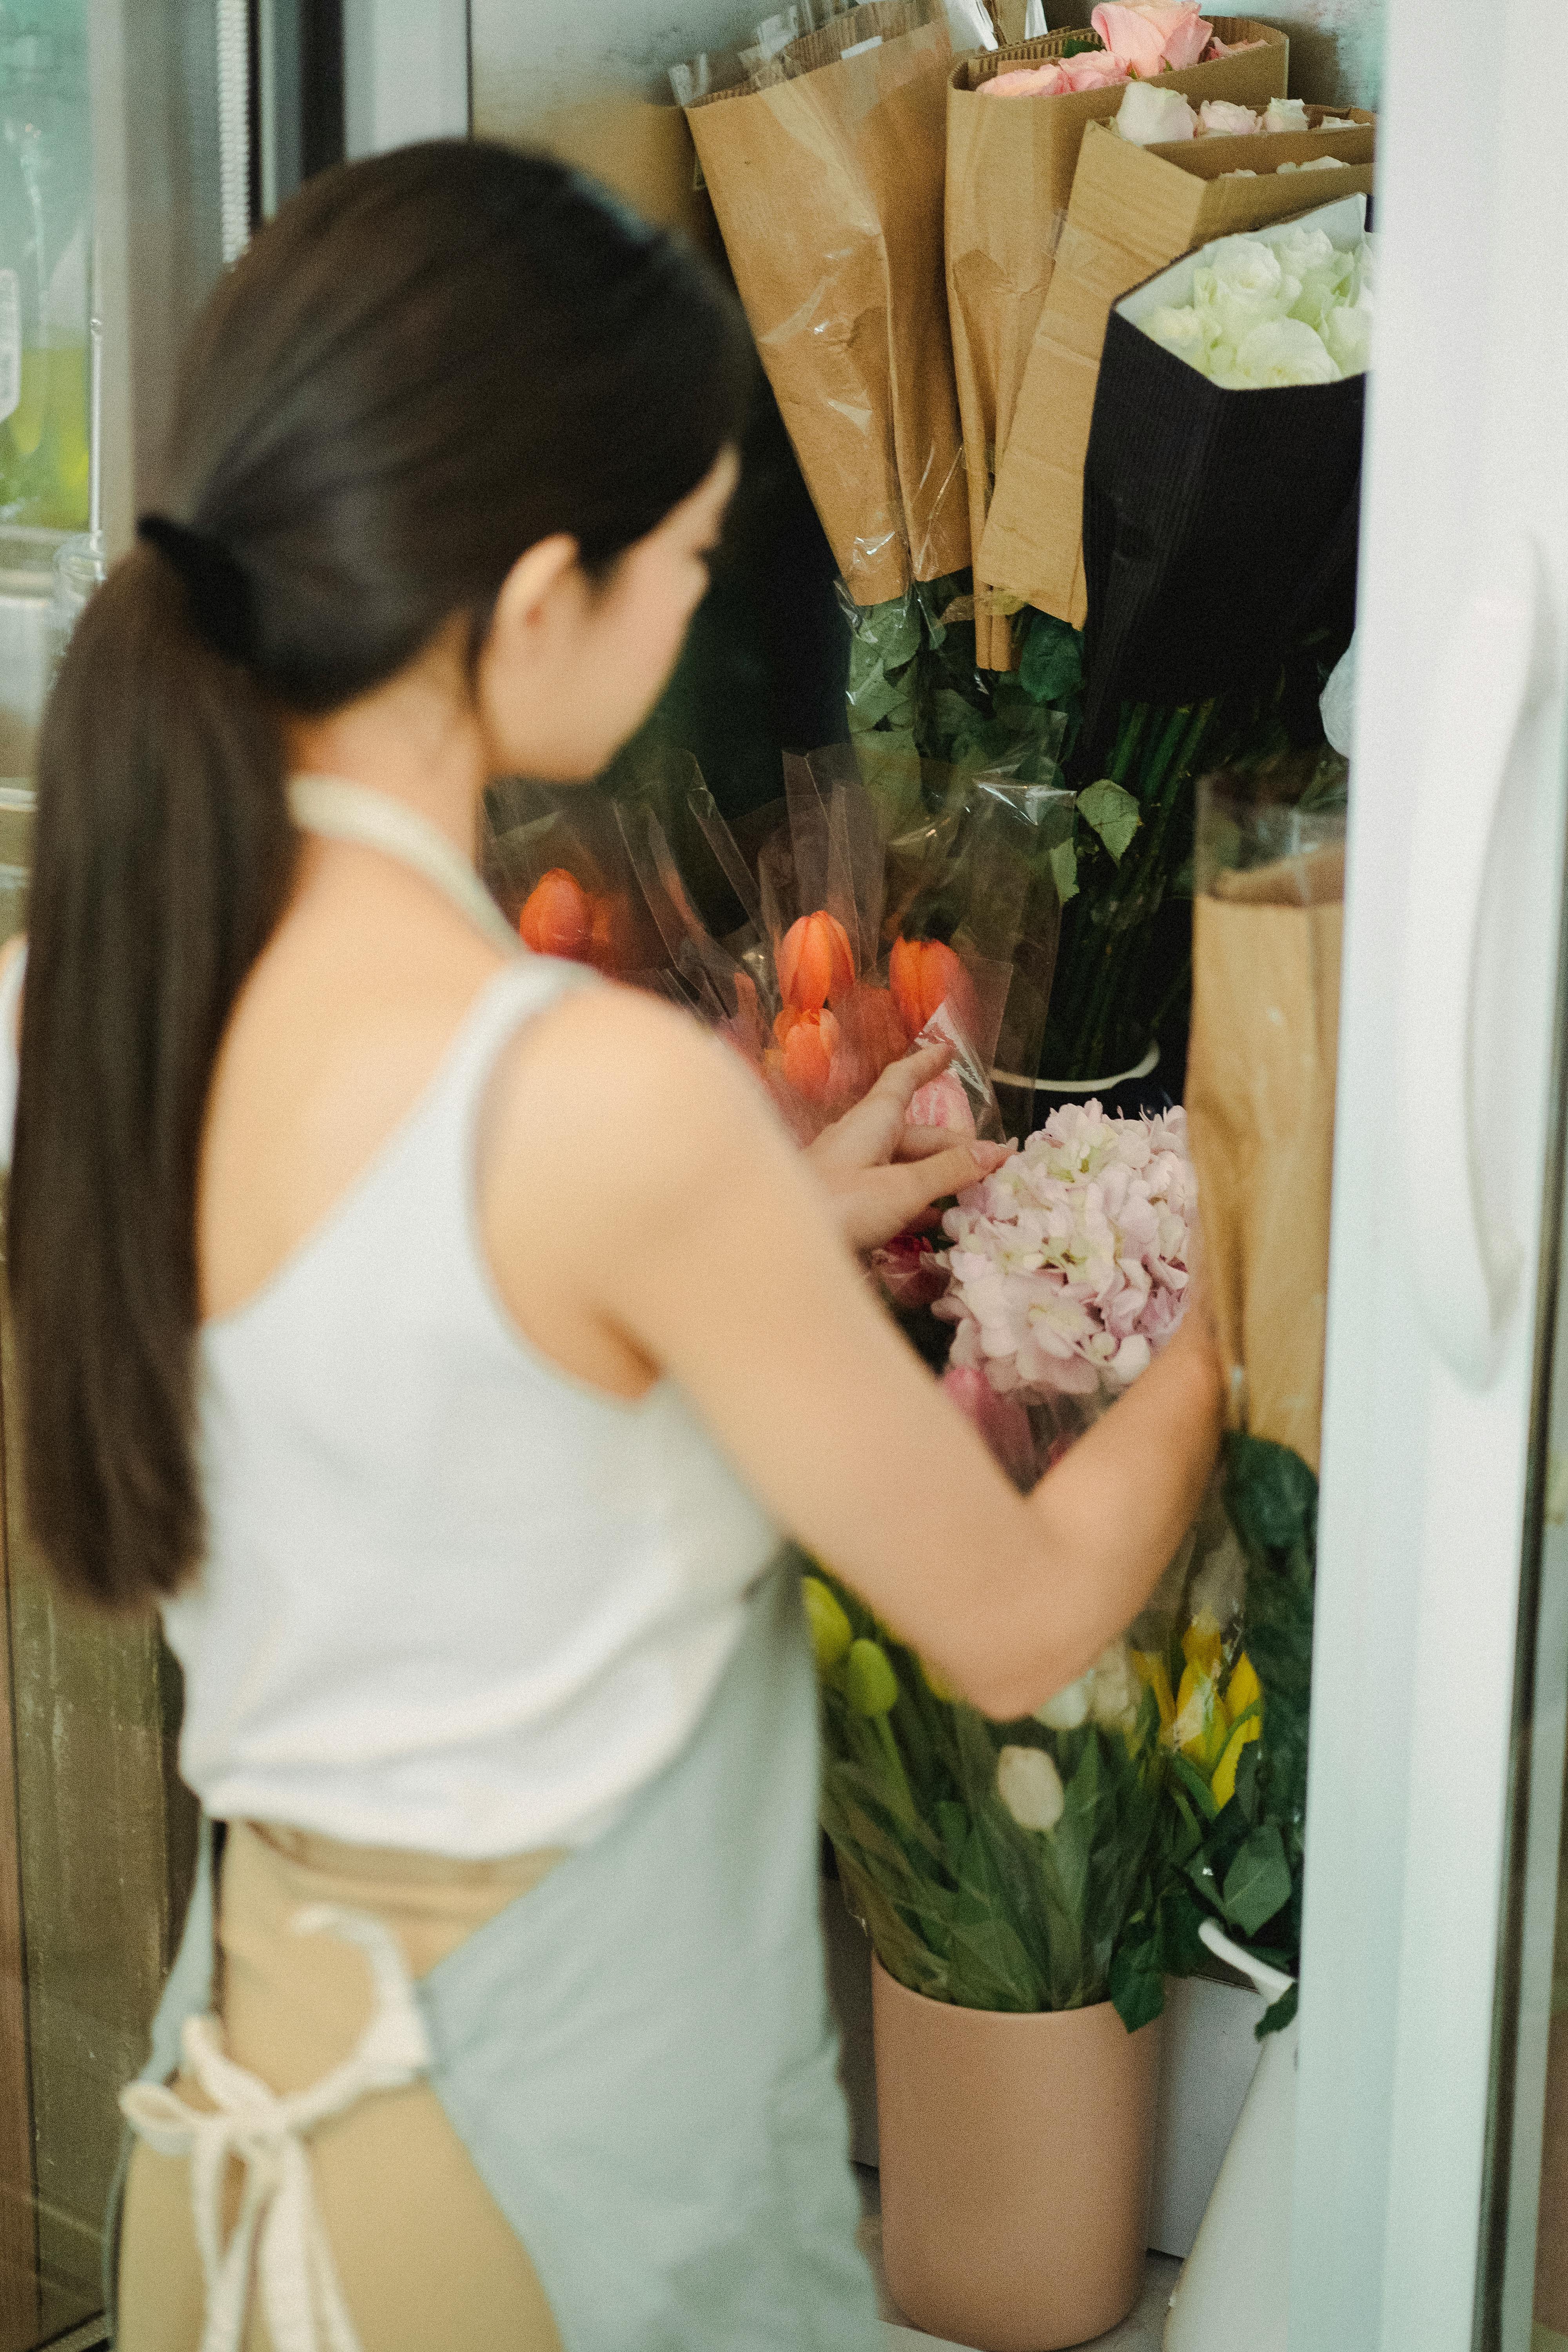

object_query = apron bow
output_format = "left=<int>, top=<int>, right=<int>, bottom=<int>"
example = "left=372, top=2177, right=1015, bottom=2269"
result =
left=121, top=1903, right=432, bottom=2352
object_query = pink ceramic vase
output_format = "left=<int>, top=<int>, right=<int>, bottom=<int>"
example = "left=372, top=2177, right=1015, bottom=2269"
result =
left=872, top=1956, right=1162, bottom=2351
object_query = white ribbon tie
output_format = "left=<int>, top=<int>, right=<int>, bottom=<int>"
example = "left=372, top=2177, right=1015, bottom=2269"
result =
left=120, top=1904, right=433, bottom=2352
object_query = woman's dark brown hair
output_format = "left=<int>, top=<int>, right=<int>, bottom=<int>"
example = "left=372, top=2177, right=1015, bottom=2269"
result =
left=7, top=141, right=752, bottom=1607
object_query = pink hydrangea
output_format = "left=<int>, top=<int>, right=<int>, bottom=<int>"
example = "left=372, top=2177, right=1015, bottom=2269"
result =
left=934, top=1100, right=1194, bottom=1399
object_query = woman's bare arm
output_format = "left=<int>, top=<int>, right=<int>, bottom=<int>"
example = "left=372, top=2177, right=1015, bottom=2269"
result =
left=482, top=985, right=1222, bottom=1721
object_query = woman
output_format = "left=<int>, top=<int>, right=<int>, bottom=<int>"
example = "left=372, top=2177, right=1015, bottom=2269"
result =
left=5, top=145, right=1220, bottom=2351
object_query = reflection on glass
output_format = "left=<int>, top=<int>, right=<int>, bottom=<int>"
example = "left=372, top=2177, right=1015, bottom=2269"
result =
left=1535, top=1803, right=1568, bottom=2347
left=0, top=766, right=194, bottom=2352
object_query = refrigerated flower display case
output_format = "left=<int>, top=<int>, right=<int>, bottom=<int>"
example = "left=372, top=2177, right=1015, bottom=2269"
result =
left=7, top=1, right=1568, bottom=2348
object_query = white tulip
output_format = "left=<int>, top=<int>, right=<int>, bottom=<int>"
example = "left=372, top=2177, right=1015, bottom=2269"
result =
left=1036, top=1675, right=1091, bottom=1732
left=1090, top=1642, right=1141, bottom=1733
left=1116, top=83, right=1197, bottom=145
left=998, top=1744, right=1066, bottom=1834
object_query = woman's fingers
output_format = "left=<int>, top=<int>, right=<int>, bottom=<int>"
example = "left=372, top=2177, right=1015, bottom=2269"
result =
left=869, top=1040, right=952, bottom=1112
left=877, top=1140, right=1010, bottom=1230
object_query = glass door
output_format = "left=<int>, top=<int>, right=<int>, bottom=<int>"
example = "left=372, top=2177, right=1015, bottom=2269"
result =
left=0, top=4, right=228, bottom=2344
left=1289, top=0, right=1568, bottom=2345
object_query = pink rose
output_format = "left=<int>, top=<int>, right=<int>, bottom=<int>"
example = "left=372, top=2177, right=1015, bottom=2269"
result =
left=1092, top=2, right=1212, bottom=73
left=909, top=1071, right=978, bottom=1136
left=1203, top=32, right=1265, bottom=55
left=982, top=61, right=1071, bottom=96
left=1058, top=49, right=1131, bottom=89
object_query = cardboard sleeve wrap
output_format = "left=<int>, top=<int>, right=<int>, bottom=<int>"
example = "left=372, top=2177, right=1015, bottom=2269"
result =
left=976, top=111, right=1374, bottom=632
left=1185, top=843, right=1343, bottom=1474
left=687, top=0, right=969, bottom=607
left=944, top=19, right=1288, bottom=668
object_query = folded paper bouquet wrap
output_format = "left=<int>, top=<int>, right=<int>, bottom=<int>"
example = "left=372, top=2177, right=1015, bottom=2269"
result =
left=944, top=16, right=1288, bottom=667
left=685, top=0, right=969, bottom=607
left=977, top=109, right=1374, bottom=635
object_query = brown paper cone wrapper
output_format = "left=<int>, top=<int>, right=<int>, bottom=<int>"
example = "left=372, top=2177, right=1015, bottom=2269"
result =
left=687, top=2, right=969, bottom=607
left=1185, top=844, right=1343, bottom=1474
left=945, top=19, right=1287, bottom=664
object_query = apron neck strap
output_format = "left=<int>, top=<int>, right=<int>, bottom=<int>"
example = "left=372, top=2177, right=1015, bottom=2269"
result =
left=287, top=775, right=520, bottom=960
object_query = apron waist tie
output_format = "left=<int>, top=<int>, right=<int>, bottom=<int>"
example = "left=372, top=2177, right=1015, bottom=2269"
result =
left=120, top=1903, right=432, bottom=2352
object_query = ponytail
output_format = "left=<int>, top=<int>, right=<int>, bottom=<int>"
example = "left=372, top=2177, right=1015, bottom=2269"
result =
left=5, top=140, right=750, bottom=1608
left=7, top=549, right=293, bottom=1604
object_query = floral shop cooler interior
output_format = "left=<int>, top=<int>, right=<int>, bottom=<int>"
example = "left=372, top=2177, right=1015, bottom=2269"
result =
left=5, top=1, right=1568, bottom=2350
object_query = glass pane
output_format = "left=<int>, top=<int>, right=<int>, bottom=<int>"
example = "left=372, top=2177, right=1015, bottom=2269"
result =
left=0, top=772, right=196, bottom=2352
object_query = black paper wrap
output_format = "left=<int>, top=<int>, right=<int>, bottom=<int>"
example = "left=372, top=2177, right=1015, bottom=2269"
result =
left=1079, top=308, right=1364, bottom=742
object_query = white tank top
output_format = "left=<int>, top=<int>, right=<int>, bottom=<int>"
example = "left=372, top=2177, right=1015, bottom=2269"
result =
left=0, top=806, right=780, bottom=1858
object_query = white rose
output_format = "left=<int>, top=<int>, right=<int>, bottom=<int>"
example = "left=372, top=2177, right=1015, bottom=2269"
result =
left=1198, top=100, right=1260, bottom=137
left=1278, top=228, right=1355, bottom=328
left=1217, top=316, right=1340, bottom=388
left=1116, top=83, right=1197, bottom=146
left=1142, top=302, right=1212, bottom=374
left=1196, top=239, right=1298, bottom=348
left=1036, top=1675, right=1091, bottom=1732
left=1263, top=96, right=1310, bottom=133
left=998, top=1744, right=1066, bottom=1833
left=1276, top=155, right=1349, bottom=172
left=1321, top=295, right=1372, bottom=375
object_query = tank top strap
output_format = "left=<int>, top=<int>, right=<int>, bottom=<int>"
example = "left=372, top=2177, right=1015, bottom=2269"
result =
left=433, top=956, right=596, bottom=1143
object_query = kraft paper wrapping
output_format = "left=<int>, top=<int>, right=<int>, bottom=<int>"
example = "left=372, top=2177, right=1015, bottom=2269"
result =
left=944, top=19, right=1287, bottom=666
left=1185, top=844, right=1343, bottom=1473
left=687, top=1, right=969, bottom=607
left=977, top=109, right=1372, bottom=631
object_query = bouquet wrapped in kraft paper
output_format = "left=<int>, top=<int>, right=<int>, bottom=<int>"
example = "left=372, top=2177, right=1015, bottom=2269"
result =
left=978, top=107, right=1374, bottom=633
left=945, top=16, right=1287, bottom=670
left=1184, top=756, right=1345, bottom=1471
left=685, top=0, right=970, bottom=606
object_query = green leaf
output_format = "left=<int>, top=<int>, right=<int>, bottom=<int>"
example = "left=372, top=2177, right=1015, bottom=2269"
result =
left=856, top=595, right=922, bottom=670
left=1258, top=1981, right=1299, bottom=2038
left=1078, top=779, right=1142, bottom=866
left=1109, top=1935, right=1167, bottom=2034
left=1019, top=614, right=1084, bottom=708
left=1049, top=836, right=1079, bottom=907
left=1221, top=1825, right=1293, bottom=1936
left=1225, top=1435, right=1318, bottom=1555
left=932, top=686, right=985, bottom=743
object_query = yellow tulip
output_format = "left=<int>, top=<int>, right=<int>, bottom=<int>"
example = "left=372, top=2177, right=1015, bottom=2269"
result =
left=1211, top=1713, right=1262, bottom=1809
left=1132, top=1650, right=1176, bottom=1739
left=1181, top=1610, right=1224, bottom=1682
left=1225, top=1652, right=1262, bottom=1722
left=1175, top=1659, right=1230, bottom=1771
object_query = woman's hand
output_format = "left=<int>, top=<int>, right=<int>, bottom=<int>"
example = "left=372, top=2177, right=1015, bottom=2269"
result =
left=804, top=1043, right=1012, bottom=1252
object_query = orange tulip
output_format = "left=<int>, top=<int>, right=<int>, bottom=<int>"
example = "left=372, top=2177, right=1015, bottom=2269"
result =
left=778, top=909, right=855, bottom=1013
left=838, top=982, right=910, bottom=1078
left=890, top=936, right=976, bottom=1041
left=519, top=868, right=592, bottom=962
left=781, top=1006, right=840, bottom=1101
